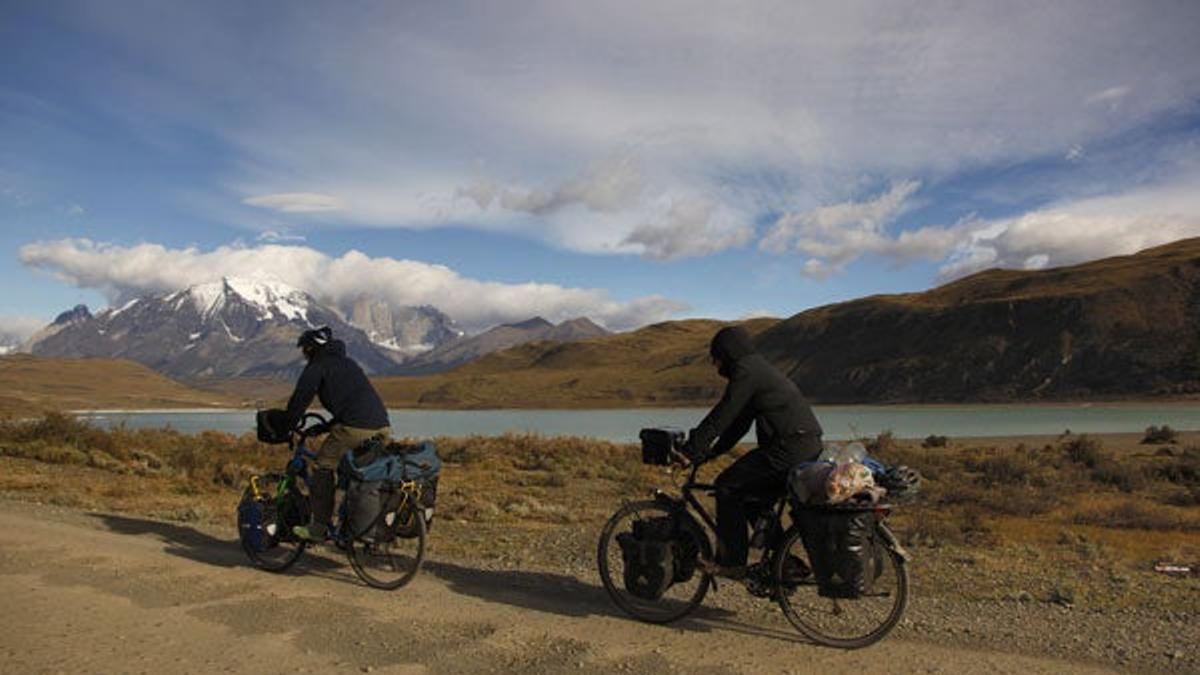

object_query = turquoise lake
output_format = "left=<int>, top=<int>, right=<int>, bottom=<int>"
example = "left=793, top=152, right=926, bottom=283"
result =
left=76, top=404, right=1200, bottom=442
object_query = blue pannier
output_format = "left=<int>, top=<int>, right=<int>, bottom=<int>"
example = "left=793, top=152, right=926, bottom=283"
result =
left=341, top=440, right=442, bottom=483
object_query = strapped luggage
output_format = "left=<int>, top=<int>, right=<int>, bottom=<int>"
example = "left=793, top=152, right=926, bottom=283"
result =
left=340, top=438, right=442, bottom=542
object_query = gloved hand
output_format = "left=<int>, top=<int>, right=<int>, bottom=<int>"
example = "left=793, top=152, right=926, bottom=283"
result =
left=679, top=438, right=706, bottom=465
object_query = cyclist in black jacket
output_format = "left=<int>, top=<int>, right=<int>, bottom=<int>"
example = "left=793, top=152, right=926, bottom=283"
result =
left=288, top=326, right=391, bottom=542
left=683, top=325, right=823, bottom=578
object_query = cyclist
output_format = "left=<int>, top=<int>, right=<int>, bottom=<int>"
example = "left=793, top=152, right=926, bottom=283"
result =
left=682, top=325, right=823, bottom=579
left=286, top=326, right=391, bottom=542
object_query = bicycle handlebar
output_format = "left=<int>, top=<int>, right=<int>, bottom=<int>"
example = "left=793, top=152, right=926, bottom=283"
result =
left=295, top=412, right=331, bottom=439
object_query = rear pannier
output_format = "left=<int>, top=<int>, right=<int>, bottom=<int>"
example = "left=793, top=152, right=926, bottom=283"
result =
left=340, top=439, right=442, bottom=541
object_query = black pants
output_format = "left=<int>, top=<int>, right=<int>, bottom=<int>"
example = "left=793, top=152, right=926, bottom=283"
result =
left=714, top=449, right=788, bottom=566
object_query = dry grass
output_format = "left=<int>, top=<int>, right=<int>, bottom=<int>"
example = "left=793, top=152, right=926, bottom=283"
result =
left=1, top=414, right=1198, bottom=603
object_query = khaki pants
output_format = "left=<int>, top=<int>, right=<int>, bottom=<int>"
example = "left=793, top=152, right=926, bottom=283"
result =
left=315, top=424, right=390, bottom=469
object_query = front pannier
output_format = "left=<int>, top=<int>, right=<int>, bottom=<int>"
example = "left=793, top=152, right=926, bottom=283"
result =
left=795, top=509, right=883, bottom=599
left=616, top=517, right=677, bottom=600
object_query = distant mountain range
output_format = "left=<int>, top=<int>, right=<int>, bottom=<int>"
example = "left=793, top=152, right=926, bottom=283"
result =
left=22, top=277, right=609, bottom=382
left=26, top=278, right=398, bottom=379
left=395, top=316, right=610, bottom=374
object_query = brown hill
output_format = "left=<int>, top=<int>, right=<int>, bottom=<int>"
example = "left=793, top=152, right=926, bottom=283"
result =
left=372, top=318, right=778, bottom=408
left=0, top=355, right=239, bottom=415
left=758, top=237, right=1200, bottom=402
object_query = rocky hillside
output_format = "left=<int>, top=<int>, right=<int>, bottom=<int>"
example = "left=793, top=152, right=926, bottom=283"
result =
left=757, top=237, right=1200, bottom=402
left=347, top=299, right=462, bottom=357
left=376, top=238, right=1200, bottom=406
left=27, top=278, right=397, bottom=380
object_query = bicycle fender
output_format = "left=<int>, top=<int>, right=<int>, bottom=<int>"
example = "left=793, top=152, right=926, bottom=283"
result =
left=875, top=522, right=911, bottom=562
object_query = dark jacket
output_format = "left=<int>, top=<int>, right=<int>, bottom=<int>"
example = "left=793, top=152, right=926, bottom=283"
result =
left=689, top=327, right=823, bottom=470
left=286, top=340, right=390, bottom=430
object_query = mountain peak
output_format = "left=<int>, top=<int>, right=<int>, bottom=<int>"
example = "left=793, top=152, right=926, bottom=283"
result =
left=173, top=276, right=311, bottom=323
left=52, top=304, right=91, bottom=326
left=505, top=317, right=553, bottom=331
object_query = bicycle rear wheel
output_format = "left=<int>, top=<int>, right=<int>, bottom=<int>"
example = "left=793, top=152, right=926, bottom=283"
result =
left=347, top=503, right=426, bottom=590
left=597, top=499, right=712, bottom=624
left=772, top=523, right=908, bottom=649
left=237, top=474, right=307, bottom=572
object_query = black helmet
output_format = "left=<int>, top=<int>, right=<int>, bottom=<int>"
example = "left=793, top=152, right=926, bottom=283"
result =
left=297, top=326, right=333, bottom=349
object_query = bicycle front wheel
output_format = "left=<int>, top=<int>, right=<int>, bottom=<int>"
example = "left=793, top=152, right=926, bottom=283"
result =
left=597, top=499, right=712, bottom=624
left=772, top=523, right=908, bottom=649
left=347, top=505, right=426, bottom=590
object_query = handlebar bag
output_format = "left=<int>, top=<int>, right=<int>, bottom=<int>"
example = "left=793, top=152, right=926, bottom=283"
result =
left=256, top=409, right=291, bottom=444
left=639, top=427, right=683, bottom=465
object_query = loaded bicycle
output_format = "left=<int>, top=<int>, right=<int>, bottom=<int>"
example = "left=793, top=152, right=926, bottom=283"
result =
left=236, top=412, right=432, bottom=590
left=597, top=429, right=911, bottom=649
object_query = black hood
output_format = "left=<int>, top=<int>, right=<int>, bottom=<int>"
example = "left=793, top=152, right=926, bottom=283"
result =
left=325, top=339, right=347, bottom=358
left=710, top=326, right=754, bottom=376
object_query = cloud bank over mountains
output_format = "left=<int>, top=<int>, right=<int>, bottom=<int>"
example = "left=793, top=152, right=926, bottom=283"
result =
left=19, top=240, right=687, bottom=333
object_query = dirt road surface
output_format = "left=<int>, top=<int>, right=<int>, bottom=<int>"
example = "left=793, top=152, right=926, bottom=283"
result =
left=0, top=503, right=1121, bottom=675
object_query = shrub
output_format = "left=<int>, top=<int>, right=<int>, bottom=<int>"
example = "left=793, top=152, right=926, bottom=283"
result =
left=1062, top=435, right=1105, bottom=468
left=1142, top=425, right=1178, bottom=445
left=865, top=430, right=899, bottom=457
left=1157, top=450, right=1200, bottom=487
left=1071, top=501, right=1190, bottom=531
left=1089, top=461, right=1144, bottom=493
left=922, top=434, right=948, bottom=448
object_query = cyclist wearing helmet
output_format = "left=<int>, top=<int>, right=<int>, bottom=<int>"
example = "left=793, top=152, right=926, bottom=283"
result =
left=683, top=325, right=823, bottom=579
left=287, top=326, right=391, bottom=542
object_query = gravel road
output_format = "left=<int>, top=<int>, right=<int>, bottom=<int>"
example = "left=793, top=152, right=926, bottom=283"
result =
left=0, top=502, right=1159, bottom=674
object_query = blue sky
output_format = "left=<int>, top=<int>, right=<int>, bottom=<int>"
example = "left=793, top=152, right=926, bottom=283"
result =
left=3, top=1, right=1200, bottom=339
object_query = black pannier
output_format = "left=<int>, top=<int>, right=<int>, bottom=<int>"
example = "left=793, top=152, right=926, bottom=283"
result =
left=256, top=409, right=291, bottom=444
left=616, top=517, right=676, bottom=600
left=615, top=515, right=701, bottom=600
left=639, top=427, right=684, bottom=466
left=795, top=509, right=884, bottom=599
left=345, top=479, right=391, bottom=541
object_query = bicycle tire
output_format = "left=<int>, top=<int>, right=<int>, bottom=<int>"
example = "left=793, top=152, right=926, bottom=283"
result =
left=772, top=522, right=908, bottom=649
left=597, top=499, right=712, bottom=624
left=347, top=500, right=426, bottom=590
left=237, top=474, right=307, bottom=573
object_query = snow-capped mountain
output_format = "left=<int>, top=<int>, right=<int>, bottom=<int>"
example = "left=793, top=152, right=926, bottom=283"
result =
left=27, top=277, right=398, bottom=379
left=348, top=299, right=463, bottom=357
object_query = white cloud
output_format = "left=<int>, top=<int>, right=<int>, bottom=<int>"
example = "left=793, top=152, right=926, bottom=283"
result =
left=243, top=192, right=345, bottom=213
left=0, top=315, right=47, bottom=346
left=621, top=195, right=754, bottom=260
left=939, top=177, right=1200, bottom=279
left=1086, top=85, right=1131, bottom=106
left=18, top=239, right=688, bottom=332
left=256, top=229, right=307, bottom=243
left=760, top=181, right=956, bottom=276
left=57, top=2, right=1200, bottom=261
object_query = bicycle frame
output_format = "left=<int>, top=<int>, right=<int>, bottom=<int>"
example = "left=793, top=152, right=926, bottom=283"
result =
left=653, top=461, right=789, bottom=564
